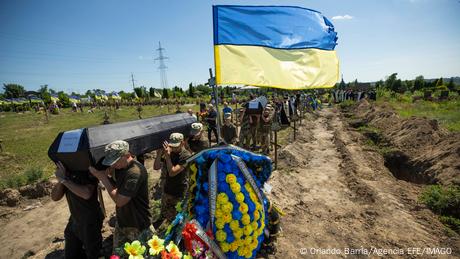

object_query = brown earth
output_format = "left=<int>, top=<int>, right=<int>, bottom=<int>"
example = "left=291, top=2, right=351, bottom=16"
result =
left=0, top=106, right=458, bottom=258
left=345, top=100, right=460, bottom=186
left=269, top=108, right=459, bottom=258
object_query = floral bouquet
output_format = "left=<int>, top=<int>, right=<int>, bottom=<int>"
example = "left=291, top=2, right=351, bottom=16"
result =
left=183, top=146, right=272, bottom=259
left=112, top=146, right=272, bottom=259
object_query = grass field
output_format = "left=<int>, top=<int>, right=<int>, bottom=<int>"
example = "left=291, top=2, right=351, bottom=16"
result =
left=0, top=104, right=200, bottom=188
left=376, top=92, right=460, bottom=132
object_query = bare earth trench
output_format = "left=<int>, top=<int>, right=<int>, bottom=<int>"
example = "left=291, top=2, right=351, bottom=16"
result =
left=0, top=107, right=458, bottom=258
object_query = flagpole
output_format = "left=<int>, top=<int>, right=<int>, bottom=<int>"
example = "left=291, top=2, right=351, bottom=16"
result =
left=209, top=68, right=221, bottom=144
left=211, top=6, right=222, bottom=144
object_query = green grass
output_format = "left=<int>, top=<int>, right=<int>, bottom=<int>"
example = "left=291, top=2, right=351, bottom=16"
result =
left=0, top=104, right=200, bottom=188
left=375, top=90, right=460, bottom=132
left=420, top=185, right=460, bottom=233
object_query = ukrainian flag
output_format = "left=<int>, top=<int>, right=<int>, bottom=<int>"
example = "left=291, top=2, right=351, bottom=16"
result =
left=213, top=5, right=339, bottom=90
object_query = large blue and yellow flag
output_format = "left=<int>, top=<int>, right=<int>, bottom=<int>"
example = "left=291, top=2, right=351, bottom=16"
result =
left=213, top=5, right=339, bottom=89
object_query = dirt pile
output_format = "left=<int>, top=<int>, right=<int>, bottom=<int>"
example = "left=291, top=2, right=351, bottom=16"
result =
left=344, top=100, right=460, bottom=185
left=0, top=180, right=54, bottom=207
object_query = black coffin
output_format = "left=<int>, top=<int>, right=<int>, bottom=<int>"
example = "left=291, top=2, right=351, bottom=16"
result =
left=245, top=96, right=268, bottom=114
left=48, top=113, right=196, bottom=172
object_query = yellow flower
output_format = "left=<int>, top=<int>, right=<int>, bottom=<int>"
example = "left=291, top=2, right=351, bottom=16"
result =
left=254, top=211, right=260, bottom=220
left=230, top=183, right=241, bottom=193
left=220, top=242, right=230, bottom=253
left=230, top=241, right=239, bottom=252
left=244, top=236, right=253, bottom=245
left=222, top=202, right=233, bottom=213
left=237, top=248, right=246, bottom=256
left=234, top=229, right=243, bottom=238
left=124, top=240, right=146, bottom=259
left=215, top=208, right=223, bottom=218
left=222, top=213, right=232, bottom=223
left=241, top=214, right=250, bottom=225
left=215, top=218, right=225, bottom=229
left=245, top=251, right=253, bottom=258
left=235, top=193, right=245, bottom=203
left=217, top=193, right=228, bottom=204
left=166, top=241, right=183, bottom=259
left=251, top=240, right=259, bottom=249
left=230, top=220, right=240, bottom=230
left=256, top=203, right=262, bottom=210
left=226, top=174, right=237, bottom=184
left=244, top=225, right=253, bottom=236
left=249, top=193, right=257, bottom=202
left=183, top=254, right=193, bottom=259
left=216, top=230, right=227, bottom=242
left=147, top=235, right=164, bottom=256
left=251, top=221, right=259, bottom=230
left=239, top=203, right=248, bottom=214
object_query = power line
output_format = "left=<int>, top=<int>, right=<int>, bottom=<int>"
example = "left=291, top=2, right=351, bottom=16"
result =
left=154, top=41, right=169, bottom=89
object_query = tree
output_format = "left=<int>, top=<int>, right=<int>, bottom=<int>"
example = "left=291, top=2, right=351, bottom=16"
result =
left=58, top=91, right=70, bottom=107
left=38, top=84, right=51, bottom=103
left=413, top=75, right=425, bottom=91
left=133, top=86, right=147, bottom=99
left=435, top=78, right=443, bottom=87
left=188, top=83, right=195, bottom=98
left=391, top=79, right=404, bottom=93
left=3, top=83, right=25, bottom=98
left=384, top=73, right=398, bottom=90
left=339, top=78, right=346, bottom=89
left=447, top=77, right=455, bottom=91
left=149, top=87, right=156, bottom=98
left=162, top=88, right=169, bottom=99
left=196, top=84, right=212, bottom=96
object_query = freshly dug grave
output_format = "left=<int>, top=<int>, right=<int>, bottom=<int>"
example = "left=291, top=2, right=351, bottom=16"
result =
left=343, top=100, right=459, bottom=186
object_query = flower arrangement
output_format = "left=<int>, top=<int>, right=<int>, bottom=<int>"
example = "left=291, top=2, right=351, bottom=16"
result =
left=186, top=148, right=272, bottom=259
left=113, top=236, right=190, bottom=259
left=113, top=147, right=273, bottom=259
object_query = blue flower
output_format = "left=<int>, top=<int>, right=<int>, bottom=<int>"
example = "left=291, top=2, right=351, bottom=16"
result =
left=232, top=209, right=242, bottom=220
left=219, top=153, right=232, bottom=163
left=203, top=182, right=208, bottom=192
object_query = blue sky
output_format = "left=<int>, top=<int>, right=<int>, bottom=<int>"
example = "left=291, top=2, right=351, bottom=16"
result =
left=0, top=0, right=459, bottom=93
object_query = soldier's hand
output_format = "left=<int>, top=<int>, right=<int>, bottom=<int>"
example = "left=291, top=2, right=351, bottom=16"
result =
left=163, top=141, right=171, bottom=156
left=54, top=161, right=66, bottom=181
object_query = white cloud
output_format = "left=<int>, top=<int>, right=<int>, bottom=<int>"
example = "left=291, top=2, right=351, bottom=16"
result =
left=332, top=15, right=353, bottom=20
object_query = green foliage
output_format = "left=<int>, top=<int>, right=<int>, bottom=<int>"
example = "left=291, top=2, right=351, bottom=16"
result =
left=420, top=185, right=460, bottom=233
left=447, top=77, right=455, bottom=91
left=435, top=78, right=444, bottom=87
left=440, top=216, right=460, bottom=233
left=413, top=75, right=425, bottom=91
left=420, top=185, right=460, bottom=217
left=188, top=83, right=195, bottom=98
left=58, top=91, right=70, bottom=107
left=0, top=167, right=44, bottom=189
left=195, top=84, right=212, bottom=96
left=338, top=100, right=355, bottom=108
left=24, top=167, right=44, bottom=183
left=3, top=83, right=25, bottom=98
left=162, top=88, right=169, bottom=99
left=133, top=86, right=147, bottom=99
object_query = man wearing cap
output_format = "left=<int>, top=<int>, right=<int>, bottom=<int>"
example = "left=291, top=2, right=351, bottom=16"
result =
left=205, top=104, right=218, bottom=145
left=221, top=112, right=238, bottom=145
left=89, top=140, right=151, bottom=249
left=185, top=122, right=208, bottom=154
left=51, top=161, right=103, bottom=259
left=153, top=133, right=191, bottom=225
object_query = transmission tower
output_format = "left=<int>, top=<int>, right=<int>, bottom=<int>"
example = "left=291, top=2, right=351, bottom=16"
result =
left=154, top=41, right=169, bottom=89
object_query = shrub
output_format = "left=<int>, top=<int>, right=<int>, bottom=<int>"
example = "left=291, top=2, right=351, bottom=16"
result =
left=24, top=167, right=44, bottom=184
left=420, top=185, right=460, bottom=233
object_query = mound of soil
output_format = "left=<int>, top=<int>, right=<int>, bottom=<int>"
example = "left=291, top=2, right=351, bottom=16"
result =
left=345, top=100, right=460, bottom=185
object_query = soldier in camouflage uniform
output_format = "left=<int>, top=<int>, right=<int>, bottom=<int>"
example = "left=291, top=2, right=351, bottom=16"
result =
left=238, top=106, right=251, bottom=149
